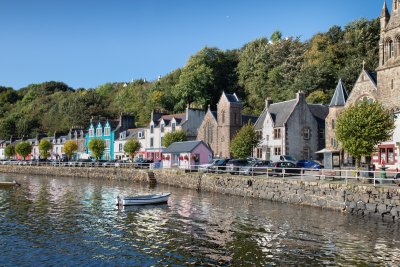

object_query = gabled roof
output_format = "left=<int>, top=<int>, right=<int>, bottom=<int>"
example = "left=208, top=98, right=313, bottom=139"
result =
left=156, top=113, right=186, bottom=127
left=163, top=140, right=211, bottom=153
left=366, top=71, right=377, bottom=86
left=255, top=99, right=298, bottom=129
left=308, top=104, right=329, bottom=121
left=224, top=92, right=240, bottom=103
left=211, top=111, right=217, bottom=121
left=242, top=115, right=258, bottom=125
left=329, top=79, right=348, bottom=107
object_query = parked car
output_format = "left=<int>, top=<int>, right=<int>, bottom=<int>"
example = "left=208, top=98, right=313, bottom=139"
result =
left=76, top=159, right=93, bottom=167
left=198, top=159, right=220, bottom=172
left=271, top=155, right=297, bottom=163
left=270, top=161, right=302, bottom=176
left=133, top=158, right=153, bottom=168
left=240, top=160, right=273, bottom=175
left=296, top=160, right=323, bottom=169
left=209, top=158, right=231, bottom=173
left=226, top=159, right=249, bottom=174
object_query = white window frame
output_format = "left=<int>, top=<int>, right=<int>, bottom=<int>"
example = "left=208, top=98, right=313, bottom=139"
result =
left=96, top=128, right=102, bottom=136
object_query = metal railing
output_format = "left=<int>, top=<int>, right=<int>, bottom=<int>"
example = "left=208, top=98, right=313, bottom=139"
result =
left=0, top=160, right=399, bottom=187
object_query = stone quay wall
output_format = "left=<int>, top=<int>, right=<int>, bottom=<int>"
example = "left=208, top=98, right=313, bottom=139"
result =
left=1, top=165, right=400, bottom=221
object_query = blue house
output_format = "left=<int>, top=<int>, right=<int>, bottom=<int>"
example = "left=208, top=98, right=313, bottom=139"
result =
left=85, top=114, right=135, bottom=160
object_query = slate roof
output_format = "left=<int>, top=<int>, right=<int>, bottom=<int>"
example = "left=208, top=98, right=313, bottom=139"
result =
left=242, top=115, right=258, bottom=125
left=308, top=104, right=329, bottom=121
left=126, top=128, right=145, bottom=139
left=329, top=79, right=348, bottom=107
left=367, top=71, right=377, bottom=86
left=91, top=118, right=119, bottom=129
left=255, top=99, right=297, bottom=129
left=159, top=113, right=186, bottom=126
left=163, top=140, right=210, bottom=153
left=224, top=92, right=240, bottom=103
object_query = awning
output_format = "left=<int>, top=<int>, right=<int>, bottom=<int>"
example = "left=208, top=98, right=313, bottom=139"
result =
left=315, top=148, right=341, bottom=154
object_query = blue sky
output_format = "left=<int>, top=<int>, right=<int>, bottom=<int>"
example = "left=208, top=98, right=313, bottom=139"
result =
left=0, top=0, right=387, bottom=89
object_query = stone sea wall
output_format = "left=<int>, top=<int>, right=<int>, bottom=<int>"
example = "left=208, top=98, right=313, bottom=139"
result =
left=1, top=165, right=400, bottom=221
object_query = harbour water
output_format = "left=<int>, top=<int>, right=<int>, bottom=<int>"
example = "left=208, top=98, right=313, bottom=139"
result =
left=1, top=173, right=400, bottom=266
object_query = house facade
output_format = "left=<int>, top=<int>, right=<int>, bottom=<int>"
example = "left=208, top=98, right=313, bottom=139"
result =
left=197, top=92, right=258, bottom=158
left=114, top=128, right=146, bottom=160
left=85, top=114, right=134, bottom=160
left=145, top=107, right=205, bottom=161
left=68, top=128, right=87, bottom=160
left=254, top=92, right=328, bottom=162
left=0, top=140, right=5, bottom=160
left=162, top=140, right=213, bottom=169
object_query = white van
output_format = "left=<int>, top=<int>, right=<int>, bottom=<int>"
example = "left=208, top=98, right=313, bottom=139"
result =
left=271, top=155, right=297, bottom=163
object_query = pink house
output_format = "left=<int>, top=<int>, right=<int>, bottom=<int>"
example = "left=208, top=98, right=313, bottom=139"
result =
left=162, top=141, right=212, bottom=169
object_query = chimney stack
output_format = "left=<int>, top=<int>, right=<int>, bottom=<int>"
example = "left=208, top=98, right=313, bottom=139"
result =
left=265, top=98, right=273, bottom=108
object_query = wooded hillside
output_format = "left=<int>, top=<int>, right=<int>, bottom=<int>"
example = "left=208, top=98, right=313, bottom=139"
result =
left=0, top=18, right=379, bottom=139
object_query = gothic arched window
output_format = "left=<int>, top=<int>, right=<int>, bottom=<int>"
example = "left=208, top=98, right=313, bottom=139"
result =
left=389, top=39, right=394, bottom=58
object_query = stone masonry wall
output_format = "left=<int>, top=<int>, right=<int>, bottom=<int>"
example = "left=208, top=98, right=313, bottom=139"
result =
left=1, top=165, right=400, bottom=221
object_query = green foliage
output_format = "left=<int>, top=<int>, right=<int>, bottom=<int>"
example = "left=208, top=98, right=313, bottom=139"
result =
left=39, top=139, right=52, bottom=160
left=162, top=130, right=186, bottom=148
left=64, top=140, right=78, bottom=160
left=230, top=124, right=259, bottom=159
left=306, top=90, right=330, bottom=104
left=88, top=138, right=105, bottom=160
left=0, top=17, right=381, bottom=136
left=15, top=141, right=33, bottom=160
left=123, top=139, right=141, bottom=159
left=4, top=145, right=15, bottom=159
left=336, top=101, right=395, bottom=166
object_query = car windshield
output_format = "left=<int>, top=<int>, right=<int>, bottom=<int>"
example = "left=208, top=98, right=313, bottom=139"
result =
left=285, top=156, right=296, bottom=161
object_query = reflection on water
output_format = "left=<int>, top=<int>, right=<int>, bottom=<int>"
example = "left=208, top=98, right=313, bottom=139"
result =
left=1, top=173, right=400, bottom=266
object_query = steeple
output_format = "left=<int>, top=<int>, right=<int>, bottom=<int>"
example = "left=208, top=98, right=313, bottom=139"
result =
left=329, top=79, right=348, bottom=107
left=381, top=1, right=390, bottom=31
left=392, top=0, right=399, bottom=14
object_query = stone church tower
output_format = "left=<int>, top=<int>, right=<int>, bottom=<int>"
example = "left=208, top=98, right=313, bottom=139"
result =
left=377, top=0, right=400, bottom=111
left=217, top=92, right=243, bottom=158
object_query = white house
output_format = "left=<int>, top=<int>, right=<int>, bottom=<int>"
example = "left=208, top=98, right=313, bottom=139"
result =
left=145, top=106, right=206, bottom=161
left=114, top=128, right=146, bottom=160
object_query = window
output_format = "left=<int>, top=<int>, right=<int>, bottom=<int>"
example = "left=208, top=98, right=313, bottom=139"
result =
left=389, top=40, right=394, bottom=59
left=331, top=119, right=335, bottom=130
left=161, top=137, right=164, bottom=146
left=105, top=139, right=110, bottom=149
left=96, top=128, right=102, bottom=136
left=256, top=130, right=262, bottom=141
left=171, top=123, right=176, bottom=132
left=89, top=129, right=94, bottom=137
left=319, top=129, right=325, bottom=140
left=331, top=138, right=337, bottom=148
left=222, top=110, right=225, bottom=124
left=303, top=128, right=310, bottom=140
left=392, top=79, right=394, bottom=90
left=150, top=137, right=154, bottom=148
left=104, top=153, right=110, bottom=160
left=303, top=147, right=310, bottom=160
left=380, top=147, right=394, bottom=164
left=150, top=125, right=154, bottom=134
left=138, top=131, right=143, bottom=138
left=119, top=143, right=123, bottom=152
left=104, top=127, right=110, bottom=136
left=160, top=124, right=164, bottom=133
left=256, top=148, right=262, bottom=159
left=205, top=122, right=213, bottom=145
left=274, top=128, right=281, bottom=139
left=274, top=147, right=281, bottom=156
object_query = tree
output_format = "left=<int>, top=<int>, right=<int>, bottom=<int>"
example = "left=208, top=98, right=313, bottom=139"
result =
left=39, top=139, right=52, bottom=160
left=15, top=141, right=33, bottom=160
left=306, top=90, right=330, bottom=104
left=124, top=139, right=141, bottom=159
left=4, top=145, right=15, bottom=159
left=230, top=124, right=259, bottom=159
left=64, top=140, right=78, bottom=160
left=162, top=130, right=186, bottom=148
left=336, top=100, right=395, bottom=167
left=88, top=138, right=105, bottom=160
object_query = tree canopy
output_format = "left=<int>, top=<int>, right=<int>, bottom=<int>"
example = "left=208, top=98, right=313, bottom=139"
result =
left=64, top=140, right=78, bottom=160
left=0, top=18, right=380, bottom=139
left=39, top=139, right=52, bottom=160
left=230, top=124, right=259, bottom=159
left=335, top=101, right=395, bottom=166
left=162, top=130, right=186, bottom=148
left=123, top=139, right=141, bottom=159
left=15, top=141, right=33, bottom=160
left=88, top=138, right=105, bottom=160
left=4, top=145, right=15, bottom=159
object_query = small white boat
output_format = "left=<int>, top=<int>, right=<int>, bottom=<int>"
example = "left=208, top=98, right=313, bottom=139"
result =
left=0, top=181, right=20, bottom=187
left=116, top=192, right=171, bottom=206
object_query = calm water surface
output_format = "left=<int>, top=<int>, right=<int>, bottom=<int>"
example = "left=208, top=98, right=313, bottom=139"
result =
left=1, top=173, right=400, bottom=266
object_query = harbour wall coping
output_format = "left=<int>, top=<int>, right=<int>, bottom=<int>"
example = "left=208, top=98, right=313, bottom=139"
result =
left=1, top=165, right=400, bottom=221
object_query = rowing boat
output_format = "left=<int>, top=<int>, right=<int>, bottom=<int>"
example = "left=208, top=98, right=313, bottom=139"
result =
left=116, top=192, right=171, bottom=206
left=0, top=181, right=20, bottom=187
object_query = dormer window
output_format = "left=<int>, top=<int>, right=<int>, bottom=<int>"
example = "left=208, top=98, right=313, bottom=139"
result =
left=96, top=128, right=102, bottom=136
left=89, top=128, right=94, bottom=137
left=104, top=127, right=111, bottom=136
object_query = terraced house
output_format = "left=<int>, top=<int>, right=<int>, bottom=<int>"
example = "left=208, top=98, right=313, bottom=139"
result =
left=85, top=114, right=135, bottom=160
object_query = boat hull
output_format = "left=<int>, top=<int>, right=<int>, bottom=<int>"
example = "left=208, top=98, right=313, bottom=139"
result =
left=0, top=181, right=19, bottom=187
left=118, top=193, right=171, bottom=206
